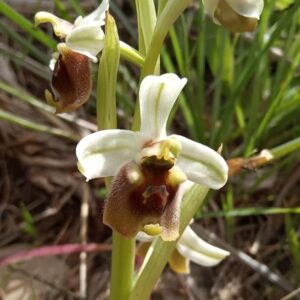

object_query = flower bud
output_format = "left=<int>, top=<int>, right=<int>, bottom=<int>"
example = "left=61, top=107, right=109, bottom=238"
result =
left=203, top=0, right=264, bottom=33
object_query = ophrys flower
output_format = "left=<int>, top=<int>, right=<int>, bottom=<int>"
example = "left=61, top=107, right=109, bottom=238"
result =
left=76, top=73, right=228, bottom=241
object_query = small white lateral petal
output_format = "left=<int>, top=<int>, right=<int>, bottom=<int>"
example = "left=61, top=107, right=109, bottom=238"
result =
left=171, top=135, right=228, bottom=189
left=177, top=226, right=230, bottom=267
left=82, top=0, right=109, bottom=25
left=66, top=21, right=105, bottom=62
left=139, top=74, right=187, bottom=140
left=226, top=0, right=264, bottom=19
left=76, top=129, right=141, bottom=180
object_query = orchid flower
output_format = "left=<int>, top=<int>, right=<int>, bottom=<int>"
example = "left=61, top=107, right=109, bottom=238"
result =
left=34, top=0, right=109, bottom=113
left=137, top=226, right=230, bottom=273
left=76, top=74, right=228, bottom=241
left=203, top=0, right=264, bottom=32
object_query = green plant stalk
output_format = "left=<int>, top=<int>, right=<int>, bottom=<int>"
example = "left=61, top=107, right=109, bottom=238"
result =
left=110, top=233, right=135, bottom=300
left=197, top=206, right=300, bottom=219
left=158, top=0, right=168, bottom=16
left=132, top=0, right=192, bottom=130
left=120, top=41, right=145, bottom=68
left=134, top=0, right=157, bottom=56
left=243, top=1, right=271, bottom=156
left=270, top=137, right=300, bottom=160
left=131, top=0, right=157, bottom=131
left=129, top=184, right=209, bottom=300
left=0, top=81, right=53, bottom=112
left=210, top=29, right=226, bottom=147
left=0, top=109, right=78, bottom=141
left=141, top=0, right=193, bottom=79
left=96, top=13, right=135, bottom=300
left=195, top=5, right=206, bottom=139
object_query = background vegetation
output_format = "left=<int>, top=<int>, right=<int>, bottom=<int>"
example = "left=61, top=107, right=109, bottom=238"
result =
left=0, top=0, right=299, bottom=299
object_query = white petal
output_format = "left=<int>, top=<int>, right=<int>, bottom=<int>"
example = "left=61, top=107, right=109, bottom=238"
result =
left=76, top=129, right=141, bottom=180
left=226, top=0, right=264, bottom=19
left=139, top=74, right=187, bottom=140
left=66, top=22, right=105, bottom=62
left=177, top=226, right=230, bottom=267
left=171, top=135, right=228, bottom=189
left=82, top=0, right=109, bottom=25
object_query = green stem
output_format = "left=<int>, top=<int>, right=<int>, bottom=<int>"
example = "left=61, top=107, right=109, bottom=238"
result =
left=129, top=184, right=209, bottom=300
left=140, top=0, right=193, bottom=79
left=270, top=137, right=300, bottom=160
left=110, top=233, right=135, bottom=300
left=135, top=0, right=157, bottom=56
left=96, top=13, right=135, bottom=300
left=120, top=41, right=145, bottom=68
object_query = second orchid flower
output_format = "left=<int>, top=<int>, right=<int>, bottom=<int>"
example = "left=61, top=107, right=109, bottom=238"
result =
left=35, top=0, right=109, bottom=113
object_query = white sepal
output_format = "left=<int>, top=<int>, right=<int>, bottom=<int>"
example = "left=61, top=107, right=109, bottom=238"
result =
left=139, top=74, right=187, bottom=140
left=81, top=0, right=109, bottom=25
left=76, top=129, right=141, bottom=180
left=172, top=135, right=228, bottom=189
left=177, top=226, right=230, bottom=267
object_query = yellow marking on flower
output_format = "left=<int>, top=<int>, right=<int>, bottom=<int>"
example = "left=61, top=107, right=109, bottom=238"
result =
left=157, top=138, right=182, bottom=161
left=167, top=167, right=187, bottom=187
left=143, top=224, right=162, bottom=236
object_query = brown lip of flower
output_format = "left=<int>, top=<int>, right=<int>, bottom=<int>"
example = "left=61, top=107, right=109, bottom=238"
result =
left=45, top=45, right=92, bottom=114
left=103, top=158, right=185, bottom=240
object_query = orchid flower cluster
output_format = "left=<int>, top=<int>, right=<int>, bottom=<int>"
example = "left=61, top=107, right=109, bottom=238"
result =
left=34, top=0, right=264, bottom=298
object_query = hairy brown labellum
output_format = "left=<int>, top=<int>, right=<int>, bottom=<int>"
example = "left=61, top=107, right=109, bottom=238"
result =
left=215, top=0, right=258, bottom=33
left=103, top=160, right=184, bottom=240
left=46, top=45, right=92, bottom=113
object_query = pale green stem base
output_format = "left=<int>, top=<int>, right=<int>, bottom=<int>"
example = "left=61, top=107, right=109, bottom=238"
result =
left=109, top=233, right=135, bottom=300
